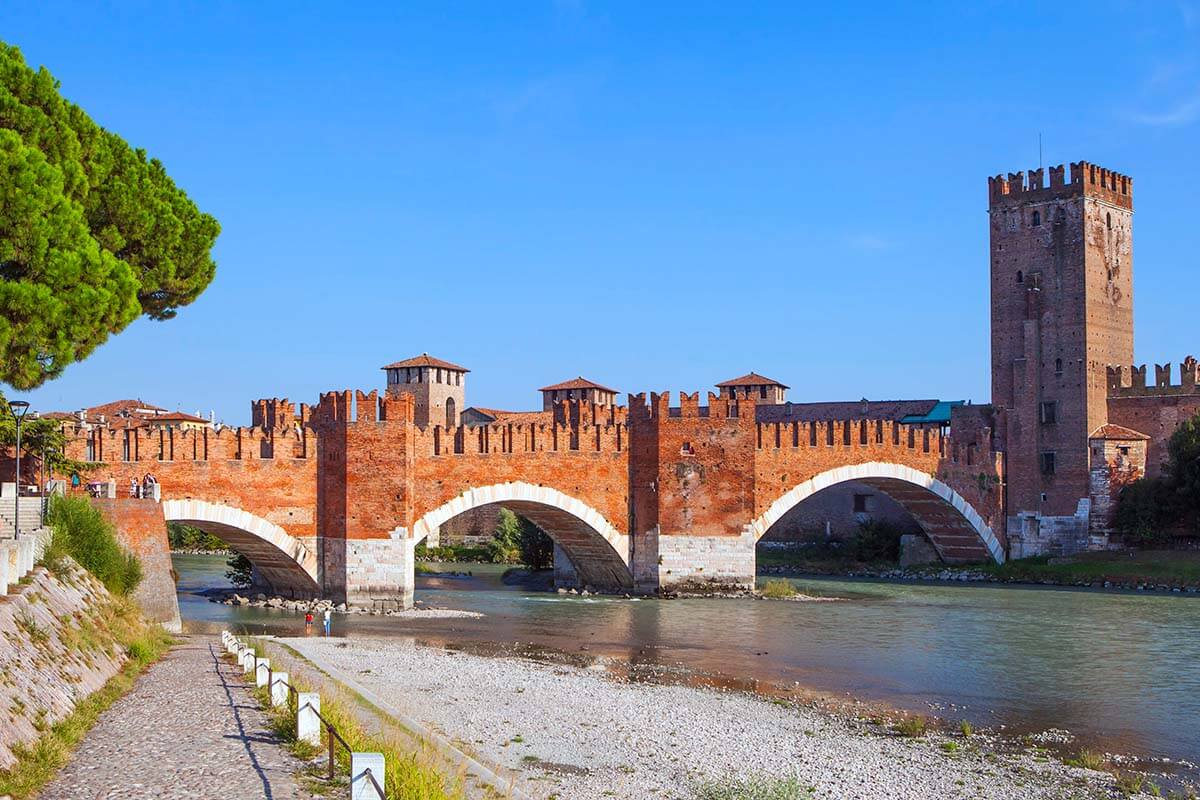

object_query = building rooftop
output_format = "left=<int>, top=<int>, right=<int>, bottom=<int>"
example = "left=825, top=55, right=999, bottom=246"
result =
left=716, top=372, right=790, bottom=389
left=539, top=377, right=618, bottom=393
left=755, top=398, right=940, bottom=423
left=1090, top=424, right=1151, bottom=441
left=380, top=353, right=470, bottom=372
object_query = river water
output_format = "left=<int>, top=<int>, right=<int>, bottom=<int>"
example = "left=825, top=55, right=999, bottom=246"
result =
left=175, top=554, right=1200, bottom=769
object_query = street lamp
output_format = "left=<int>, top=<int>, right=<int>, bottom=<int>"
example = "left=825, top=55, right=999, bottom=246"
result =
left=8, top=400, right=29, bottom=540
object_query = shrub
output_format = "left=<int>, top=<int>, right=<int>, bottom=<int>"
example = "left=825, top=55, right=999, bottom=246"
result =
left=488, top=508, right=554, bottom=569
left=1115, top=771, right=1145, bottom=795
left=44, top=495, right=142, bottom=595
left=1114, top=478, right=1173, bottom=544
left=853, top=519, right=905, bottom=562
left=1064, top=749, right=1107, bottom=771
left=958, top=720, right=973, bottom=738
left=892, top=716, right=928, bottom=738
left=760, top=579, right=798, bottom=599
left=224, top=552, right=253, bottom=588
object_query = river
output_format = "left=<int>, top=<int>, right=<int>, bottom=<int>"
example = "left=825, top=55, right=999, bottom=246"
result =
left=175, top=553, right=1200, bottom=772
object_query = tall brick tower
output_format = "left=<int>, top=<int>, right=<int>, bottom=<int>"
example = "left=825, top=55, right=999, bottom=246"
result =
left=989, top=162, right=1133, bottom=524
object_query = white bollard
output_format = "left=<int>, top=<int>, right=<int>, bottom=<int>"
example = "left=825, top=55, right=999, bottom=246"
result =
left=242, top=650, right=255, bottom=674
left=351, top=752, right=386, bottom=800
left=271, top=672, right=289, bottom=707
left=255, top=658, right=271, bottom=688
left=297, top=693, right=321, bottom=746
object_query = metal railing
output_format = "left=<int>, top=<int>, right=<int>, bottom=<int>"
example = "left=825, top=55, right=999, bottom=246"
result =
left=224, top=632, right=385, bottom=798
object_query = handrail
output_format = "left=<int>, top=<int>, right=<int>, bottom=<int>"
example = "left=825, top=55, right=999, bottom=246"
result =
left=363, top=767, right=385, bottom=797
left=248, top=644, right=356, bottom=783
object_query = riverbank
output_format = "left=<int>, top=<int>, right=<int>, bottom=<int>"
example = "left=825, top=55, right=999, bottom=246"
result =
left=760, top=548, right=1200, bottom=593
left=280, top=636, right=1164, bottom=800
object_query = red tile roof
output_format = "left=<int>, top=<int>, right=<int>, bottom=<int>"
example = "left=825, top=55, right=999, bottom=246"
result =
left=716, top=372, right=790, bottom=389
left=1089, top=424, right=1150, bottom=441
left=87, top=399, right=167, bottom=417
left=539, top=377, right=618, bottom=393
left=380, top=353, right=469, bottom=372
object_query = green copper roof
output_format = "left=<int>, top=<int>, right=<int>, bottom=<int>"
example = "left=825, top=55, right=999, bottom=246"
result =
left=899, top=400, right=964, bottom=425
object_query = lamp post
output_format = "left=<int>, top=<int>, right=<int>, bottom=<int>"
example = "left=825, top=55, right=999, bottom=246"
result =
left=8, top=400, right=30, bottom=540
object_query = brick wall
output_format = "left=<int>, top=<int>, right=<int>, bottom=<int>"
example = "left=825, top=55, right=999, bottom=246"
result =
left=91, top=498, right=181, bottom=632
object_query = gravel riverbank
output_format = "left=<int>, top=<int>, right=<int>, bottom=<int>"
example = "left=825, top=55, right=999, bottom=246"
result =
left=281, top=636, right=1147, bottom=800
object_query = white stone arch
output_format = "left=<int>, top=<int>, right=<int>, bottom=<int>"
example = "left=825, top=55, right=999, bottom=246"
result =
left=748, top=462, right=1005, bottom=564
left=401, top=481, right=632, bottom=589
left=162, top=498, right=321, bottom=592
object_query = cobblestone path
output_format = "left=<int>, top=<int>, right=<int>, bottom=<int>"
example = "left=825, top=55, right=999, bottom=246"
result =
left=43, top=636, right=318, bottom=799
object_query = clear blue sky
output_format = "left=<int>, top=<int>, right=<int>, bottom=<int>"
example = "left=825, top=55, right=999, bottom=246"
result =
left=4, top=2, right=1198, bottom=424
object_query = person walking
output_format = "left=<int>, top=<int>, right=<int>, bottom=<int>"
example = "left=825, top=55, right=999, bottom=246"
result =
left=304, top=610, right=313, bottom=634
left=322, top=608, right=331, bottom=637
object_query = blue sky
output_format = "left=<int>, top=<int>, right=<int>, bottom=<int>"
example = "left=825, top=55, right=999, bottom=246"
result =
left=4, top=1, right=1199, bottom=423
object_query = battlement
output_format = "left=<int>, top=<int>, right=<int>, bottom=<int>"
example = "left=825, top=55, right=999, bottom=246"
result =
left=310, top=389, right=415, bottom=425
left=1107, top=356, right=1200, bottom=397
left=988, top=161, right=1132, bottom=209
left=413, top=417, right=627, bottom=456
left=250, top=398, right=312, bottom=430
left=628, top=391, right=744, bottom=421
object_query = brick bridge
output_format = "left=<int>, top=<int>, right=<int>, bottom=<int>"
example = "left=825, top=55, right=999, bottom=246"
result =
left=59, top=390, right=1004, bottom=609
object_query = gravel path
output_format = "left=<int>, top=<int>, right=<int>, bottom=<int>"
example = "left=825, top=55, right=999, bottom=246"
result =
left=43, top=637, right=317, bottom=800
left=284, top=636, right=1135, bottom=800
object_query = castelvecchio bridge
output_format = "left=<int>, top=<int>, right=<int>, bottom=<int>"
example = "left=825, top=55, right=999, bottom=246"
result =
left=56, top=366, right=1004, bottom=610
left=50, top=160, right=1200, bottom=611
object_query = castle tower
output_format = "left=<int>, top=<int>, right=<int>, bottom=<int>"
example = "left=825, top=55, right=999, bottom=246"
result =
left=381, top=353, right=468, bottom=427
left=988, top=162, right=1133, bottom=521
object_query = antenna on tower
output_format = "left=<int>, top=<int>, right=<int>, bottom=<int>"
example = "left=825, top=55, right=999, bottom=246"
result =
left=1038, top=132, right=1043, bottom=170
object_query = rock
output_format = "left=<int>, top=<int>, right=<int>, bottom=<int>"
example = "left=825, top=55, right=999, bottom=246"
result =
left=335, top=602, right=347, bottom=612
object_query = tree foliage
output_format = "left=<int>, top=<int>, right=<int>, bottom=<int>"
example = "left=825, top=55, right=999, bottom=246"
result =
left=0, top=388, right=92, bottom=477
left=166, top=522, right=226, bottom=552
left=488, top=507, right=554, bottom=569
left=1115, top=412, right=1200, bottom=543
left=0, top=42, right=219, bottom=389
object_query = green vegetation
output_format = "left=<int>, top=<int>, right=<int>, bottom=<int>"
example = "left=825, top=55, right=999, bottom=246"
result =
left=224, top=552, right=253, bottom=588
left=414, top=543, right=491, bottom=563
left=758, top=520, right=910, bottom=574
left=958, top=720, right=973, bottom=738
left=1064, top=749, right=1107, bottom=771
left=0, top=42, right=219, bottom=389
left=852, top=519, right=905, bottom=562
left=892, top=716, right=928, bottom=738
left=1116, top=411, right=1200, bottom=543
left=692, top=776, right=814, bottom=800
left=0, top=597, right=172, bottom=799
left=166, top=522, right=226, bottom=552
left=977, top=550, right=1200, bottom=586
left=0, top=390, right=92, bottom=476
left=242, top=641, right=466, bottom=799
left=488, top=507, right=554, bottom=570
left=1114, top=771, right=1145, bottom=795
left=759, top=579, right=798, bottom=599
left=43, top=495, right=141, bottom=595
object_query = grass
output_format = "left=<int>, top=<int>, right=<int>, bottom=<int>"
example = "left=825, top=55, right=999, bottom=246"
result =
left=43, top=495, right=142, bottom=596
left=977, top=551, right=1200, bottom=585
left=1114, top=771, right=1145, bottom=795
left=958, top=720, right=973, bottom=738
left=759, top=579, right=798, bottom=599
left=692, top=776, right=815, bottom=800
left=0, top=596, right=172, bottom=800
left=1063, top=749, right=1107, bottom=771
left=891, top=716, right=928, bottom=738
left=240, top=639, right=467, bottom=799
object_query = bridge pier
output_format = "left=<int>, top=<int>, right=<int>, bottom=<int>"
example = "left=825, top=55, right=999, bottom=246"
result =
left=633, top=527, right=757, bottom=594
left=341, top=537, right=414, bottom=612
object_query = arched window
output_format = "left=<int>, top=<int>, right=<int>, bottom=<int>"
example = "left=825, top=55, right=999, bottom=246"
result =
left=1055, top=358, right=1063, bottom=374
left=1017, top=270, right=1024, bottom=284
left=445, top=397, right=456, bottom=427
left=1032, top=210, right=1041, bottom=226
left=1106, top=212, right=1112, bottom=230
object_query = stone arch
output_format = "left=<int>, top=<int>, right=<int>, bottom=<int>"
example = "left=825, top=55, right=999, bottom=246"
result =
left=748, top=462, right=1004, bottom=564
left=405, top=482, right=632, bottom=589
left=161, top=498, right=321, bottom=595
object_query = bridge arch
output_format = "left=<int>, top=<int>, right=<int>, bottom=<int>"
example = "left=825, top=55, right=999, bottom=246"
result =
left=161, top=498, right=321, bottom=595
left=405, top=482, right=633, bottom=590
left=749, top=462, right=1004, bottom=564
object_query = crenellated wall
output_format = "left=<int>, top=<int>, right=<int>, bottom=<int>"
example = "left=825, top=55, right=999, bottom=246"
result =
left=49, top=388, right=1008, bottom=607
